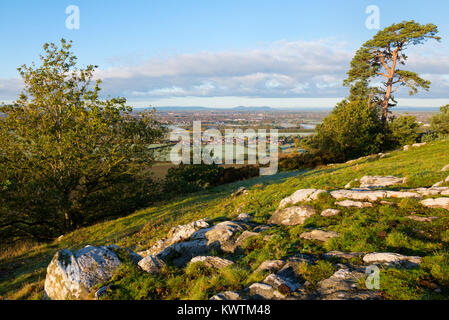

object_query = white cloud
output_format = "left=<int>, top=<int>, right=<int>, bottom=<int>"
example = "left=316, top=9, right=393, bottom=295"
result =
left=1, top=39, right=449, bottom=106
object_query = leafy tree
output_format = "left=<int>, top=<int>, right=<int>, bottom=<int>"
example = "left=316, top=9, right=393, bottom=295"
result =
left=0, top=39, right=163, bottom=242
left=309, top=97, right=384, bottom=162
left=344, top=21, right=440, bottom=123
left=430, top=105, right=449, bottom=137
left=388, top=115, right=421, bottom=147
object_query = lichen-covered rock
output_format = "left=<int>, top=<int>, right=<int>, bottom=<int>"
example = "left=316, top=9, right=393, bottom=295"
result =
left=247, top=283, right=285, bottom=300
left=363, top=252, right=422, bottom=266
left=318, top=268, right=380, bottom=300
left=321, top=209, right=341, bottom=217
left=263, top=273, right=300, bottom=293
left=255, top=260, right=286, bottom=273
left=421, top=198, right=449, bottom=210
left=322, top=251, right=363, bottom=260
left=300, top=230, right=340, bottom=242
left=210, top=291, right=243, bottom=300
left=167, top=219, right=210, bottom=244
left=268, top=205, right=317, bottom=226
left=234, top=231, right=260, bottom=249
left=235, top=213, right=253, bottom=222
left=157, top=239, right=218, bottom=266
left=406, top=215, right=439, bottom=222
left=138, top=255, right=166, bottom=274
left=336, top=200, right=373, bottom=208
left=278, top=189, right=327, bottom=209
left=189, top=256, right=234, bottom=269
left=205, top=221, right=248, bottom=252
left=359, top=176, right=407, bottom=188
left=411, top=187, right=449, bottom=196
left=44, top=245, right=128, bottom=300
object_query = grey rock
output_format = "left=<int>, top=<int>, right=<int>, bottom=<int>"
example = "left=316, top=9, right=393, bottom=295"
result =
left=300, top=230, right=340, bottom=242
left=138, top=255, right=166, bottom=274
left=336, top=200, right=373, bottom=208
left=321, top=209, right=342, bottom=217
left=255, top=260, right=286, bottom=273
left=278, top=189, right=327, bottom=209
left=44, top=245, right=127, bottom=300
left=268, top=205, right=317, bottom=226
left=421, top=197, right=449, bottom=210
left=189, top=256, right=234, bottom=269
left=359, top=176, right=407, bottom=188
left=210, top=291, right=243, bottom=300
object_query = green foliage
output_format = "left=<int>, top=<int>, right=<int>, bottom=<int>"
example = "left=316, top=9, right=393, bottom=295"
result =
left=344, top=20, right=440, bottom=121
left=163, top=164, right=259, bottom=195
left=387, top=115, right=421, bottom=147
left=309, top=99, right=384, bottom=162
left=430, top=105, right=449, bottom=137
left=0, top=39, right=163, bottom=242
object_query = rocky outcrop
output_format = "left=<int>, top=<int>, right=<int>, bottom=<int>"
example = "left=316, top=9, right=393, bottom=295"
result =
left=321, top=209, right=341, bottom=217
left=317, top=268, right=380, bottom=300
left=362, top=252, right=422, bottom=267
left=44, top=245, right=139, bottom=300
left=210, top=291, right=243, bottom=300
left=322, top=251, right=363, bottom=260
left=420, top=198, right=449, bottom=210
left=406, top=215, right=439, bottom=222
left=441, top=164, right=449, bottom=172
left=189, top=256, right=234, bottom=269
left=255, top=260, right=286, bottom=273
left=205, top=221, right=249, bottom=253
left=268, top=205, right=317, bottom=226
left=336, top=200, right=373, bottom=208
left=331, top=189, right=420, bottom=201
left=300, top=230, right=340, bottom=242
left=359, top=176, right=407, bottom=188
left=138, top=255, right=166, bottom=274
left=278, top=189, right=327, bottom=209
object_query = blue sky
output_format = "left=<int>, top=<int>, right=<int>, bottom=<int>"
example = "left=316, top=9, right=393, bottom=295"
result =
left=1, top=0, right=449, bottom=108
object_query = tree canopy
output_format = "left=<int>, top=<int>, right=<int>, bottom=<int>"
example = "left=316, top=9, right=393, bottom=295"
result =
left=0, top=39, right=163, bottom=242
left=344, top=20, right=440, bottom=122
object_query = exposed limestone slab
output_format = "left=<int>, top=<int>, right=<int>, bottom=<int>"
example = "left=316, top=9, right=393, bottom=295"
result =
left=235, top=213, right=253, bottom=222
left=44, top=245, right=133, bottom=300
left=189, top=256, right=234, bottom=269
left=263, top=273, right=301, bottom=293
left=412, top=187, right=449, bottom=196
left=363, top=252, right=422, bottom=266
left=331, top=190, right=387, bottom=201
left=300, top=230, right=340, bottom=242
left=138, top=255, right=166, bottom=274
left=278, top=189, right=327, bottom=209
left=247, top=283, right=285, bottom=300
left=336, top=200, right=373, bottom=208
left=441, top=164, right=449, bottom=172
left=268, top=205, right=317, bottom=226
left=318, top=268, right=379, bottom=300
left=322, top=251, right=364, bottom=260
left=205, top=221, right=248, bottom=252
left=321, top=209, right=342, bottom=217
left=359, top=176, right=407, bottom=188
left=157, top=239, right=219, bottom=266
left=406, top=215, right=439, bottom=222
left=255, top=260, right=286, bottom=273
left=210, top=291, right=243, bottom=300
left=168, top=219, right=210, bottom=244
left=421, top=198, right=449, bottom=210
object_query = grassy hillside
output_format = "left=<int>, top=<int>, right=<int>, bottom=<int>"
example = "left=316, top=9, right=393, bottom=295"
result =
left=1, top=140, right=449, bottom=300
